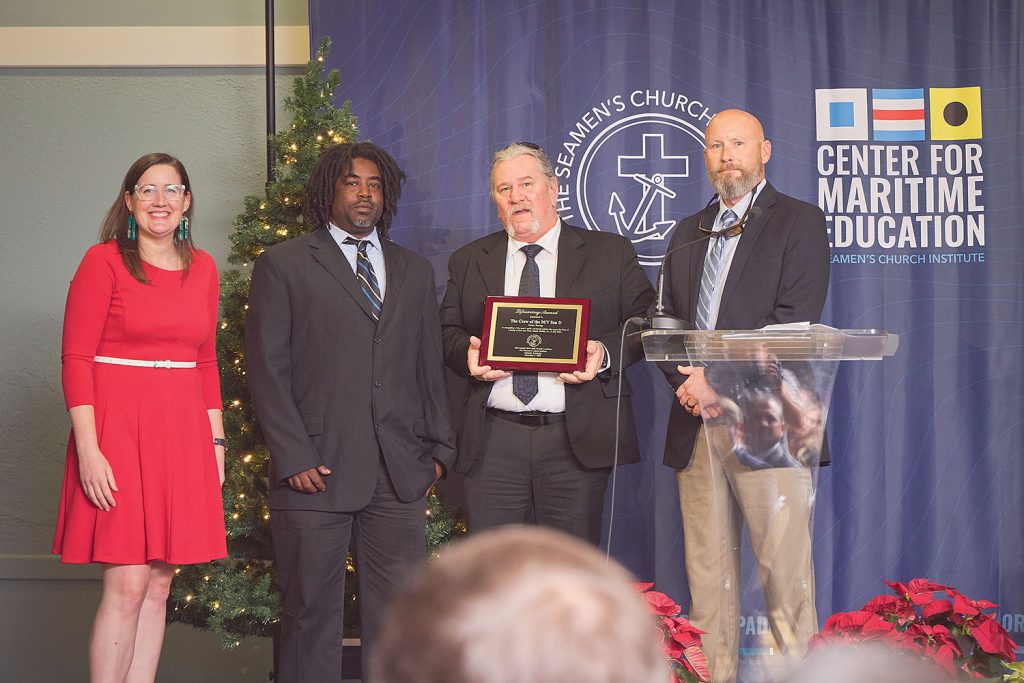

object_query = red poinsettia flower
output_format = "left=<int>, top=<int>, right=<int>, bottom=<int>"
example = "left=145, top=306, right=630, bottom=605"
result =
left=948, top=590, right=998, bottom=618
left=890, top=628, right=928, bottom=655
left=634, top=583, right=709, bottom=683
left=884, top=578, right=949, bottom=606
left=863, top=594, right=917, bottom=624
left=970, top=616, right=1018, bottom=661
left=906, top=622, right=962, bottom=674
left=820, top=609, right=897, bottom=638
left=678, top=642, right=709, bottom=681
left=818, top=578, right=1018, bottom=681
left=642, top=590, right=684, bottom=617
left=921, top=599, right=953, bottom=623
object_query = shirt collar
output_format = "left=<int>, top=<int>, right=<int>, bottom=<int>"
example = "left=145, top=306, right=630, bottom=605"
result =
left=329, top=222, right=382, bottom=251
left=507, top=218, right=562, bottom=256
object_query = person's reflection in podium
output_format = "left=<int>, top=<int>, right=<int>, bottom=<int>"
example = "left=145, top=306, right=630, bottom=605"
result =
left=788, top=386, right=824, bottom=466
left=703, top=397, right=744, bottom=460
left=689, top=369, right=820, bottom=680
left=733, top=390, right=801, bottom=470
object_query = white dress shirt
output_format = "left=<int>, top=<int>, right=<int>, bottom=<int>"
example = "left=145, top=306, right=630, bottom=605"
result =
left=486, top=220, right=566, bottom=413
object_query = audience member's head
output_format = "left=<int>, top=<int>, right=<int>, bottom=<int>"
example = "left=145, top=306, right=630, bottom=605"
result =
left=371, top=526, right=669, bottom=683
left=776, top=643, right=956, bottom=683
left=740, top=388, right=786, bottom=454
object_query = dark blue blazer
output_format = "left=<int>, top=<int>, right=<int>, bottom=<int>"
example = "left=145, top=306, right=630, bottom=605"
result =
left=659, top=182, right=831, bottom=469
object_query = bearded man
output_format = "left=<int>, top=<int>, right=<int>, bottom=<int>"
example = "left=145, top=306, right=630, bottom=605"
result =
left=439, top=142, right=654, bottom=545
left=246, top=142, right=455, bottom=682
left=658, top=109, right=831, bottom=682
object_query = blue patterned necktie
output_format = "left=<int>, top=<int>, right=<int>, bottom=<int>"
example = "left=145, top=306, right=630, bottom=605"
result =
left=695, top=209, right=738, bottom=330
left=513, top=244, right=543, bottom=406
left=344, top=237, right=382, bottom=321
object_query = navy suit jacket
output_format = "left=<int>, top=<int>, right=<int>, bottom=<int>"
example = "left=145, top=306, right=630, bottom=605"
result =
left=660, top=182, right=831, bottom=469
left=246, top=228, right=456, bottom=511
left=440, top=224, right=655, bottom=471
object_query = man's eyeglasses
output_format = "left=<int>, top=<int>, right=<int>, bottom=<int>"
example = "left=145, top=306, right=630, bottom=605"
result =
left=133, top=184, right=187, bottom=203
left=696, top=187, right=761, bottom=238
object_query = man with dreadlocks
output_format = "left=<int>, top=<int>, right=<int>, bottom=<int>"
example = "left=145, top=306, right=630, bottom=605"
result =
left=246, top=142, right=456, bottom=683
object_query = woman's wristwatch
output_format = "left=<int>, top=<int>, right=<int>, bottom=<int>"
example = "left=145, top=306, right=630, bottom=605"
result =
left=213, top=437, right=227, bottom=449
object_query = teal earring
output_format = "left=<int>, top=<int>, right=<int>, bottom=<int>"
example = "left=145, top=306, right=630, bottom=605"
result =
left=127, top=215, right=137, bottom=240
left=177, top=216, right=190, bottom=241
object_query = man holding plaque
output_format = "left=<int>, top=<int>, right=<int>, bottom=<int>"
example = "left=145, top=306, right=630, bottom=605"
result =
left=440, top=142, right=655, bottom=545
left=658, top=109, right=830, bottom=682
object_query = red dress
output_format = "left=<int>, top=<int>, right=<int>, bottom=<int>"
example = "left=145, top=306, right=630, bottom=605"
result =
left=53, top=241, right=227, bottom=564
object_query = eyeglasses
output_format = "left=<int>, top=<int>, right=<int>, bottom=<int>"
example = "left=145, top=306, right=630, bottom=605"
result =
left=133, top=184, right=187, bottom=203
left=696, top=187, right=761, bottom=238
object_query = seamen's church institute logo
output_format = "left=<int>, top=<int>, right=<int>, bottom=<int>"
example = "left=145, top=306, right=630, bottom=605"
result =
left=554, top=90, right=715, bottom=267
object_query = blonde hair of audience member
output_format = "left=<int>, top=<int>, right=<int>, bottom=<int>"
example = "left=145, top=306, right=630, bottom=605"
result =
left=777, top=643, right=956, bottom=683
left=371, top=526, right=669, bottom=683
left=788, top=387, right=825, bottom=465
left=705, top=396, right=744, bottom=457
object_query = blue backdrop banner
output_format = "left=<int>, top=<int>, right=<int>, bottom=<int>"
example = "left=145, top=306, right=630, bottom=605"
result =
left=310, top=0, right=1023, bottom=657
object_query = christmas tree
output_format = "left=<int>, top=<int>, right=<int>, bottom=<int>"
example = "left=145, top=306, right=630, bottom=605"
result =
left=167, top=37, right=465, bottom=648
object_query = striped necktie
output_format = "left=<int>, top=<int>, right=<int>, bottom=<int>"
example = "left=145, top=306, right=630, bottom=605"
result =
left=513, top=244, right=543, bottom=406
left=695, top=209, right=738, bottom=330
left=344, top=237, right=383, bottom=321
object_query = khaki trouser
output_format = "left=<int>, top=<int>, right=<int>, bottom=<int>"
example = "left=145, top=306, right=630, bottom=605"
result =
left=676, top=427, right=817, bottom=683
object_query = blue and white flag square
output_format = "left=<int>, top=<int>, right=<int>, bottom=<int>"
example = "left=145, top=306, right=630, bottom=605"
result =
left=815, top=88, right=868, bottom=141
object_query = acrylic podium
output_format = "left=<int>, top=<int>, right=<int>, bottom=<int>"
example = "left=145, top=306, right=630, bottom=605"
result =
left=641, top=325, right=898, bottom=679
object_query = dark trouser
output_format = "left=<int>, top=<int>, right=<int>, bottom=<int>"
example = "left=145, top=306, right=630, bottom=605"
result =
left=464, top=411, right=610, bottom=545
left=270, top=464, right=426, bottom=683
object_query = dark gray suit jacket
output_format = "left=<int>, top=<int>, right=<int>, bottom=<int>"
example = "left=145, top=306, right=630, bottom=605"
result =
left=246, top=228, right=456, bottom=511
left=439, top=224, right=655, bottom=472
left=660, top=182, right=831, bottom=469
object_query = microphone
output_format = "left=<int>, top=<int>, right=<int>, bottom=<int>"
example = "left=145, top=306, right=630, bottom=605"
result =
left=648, top=204, right=762, bottom=329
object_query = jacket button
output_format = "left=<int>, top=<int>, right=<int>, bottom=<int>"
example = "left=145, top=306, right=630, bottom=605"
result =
left=374, top=337, right=382, bottom=344
left=374, top=381, right=382, bottom=387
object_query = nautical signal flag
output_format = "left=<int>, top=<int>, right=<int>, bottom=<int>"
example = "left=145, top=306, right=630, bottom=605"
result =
left=872, top=88, right=925, bottom=141
left=929, top=86, right=982, bottom=140
left=815, top=88, right=868, bottom=141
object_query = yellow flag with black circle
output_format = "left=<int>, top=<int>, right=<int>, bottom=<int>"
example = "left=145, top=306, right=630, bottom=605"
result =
left=929, top=87, right=982, bottom=140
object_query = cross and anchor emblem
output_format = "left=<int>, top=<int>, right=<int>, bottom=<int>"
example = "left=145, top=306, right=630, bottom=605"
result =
left=607, top=133, right=689, bottom=242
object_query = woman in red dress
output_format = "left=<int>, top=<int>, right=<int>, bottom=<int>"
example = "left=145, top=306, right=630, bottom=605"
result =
left=53, top=153, right=227, bottom=682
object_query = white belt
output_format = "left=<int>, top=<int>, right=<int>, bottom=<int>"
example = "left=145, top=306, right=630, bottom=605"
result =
left=94, top=356, right=197, bottom=369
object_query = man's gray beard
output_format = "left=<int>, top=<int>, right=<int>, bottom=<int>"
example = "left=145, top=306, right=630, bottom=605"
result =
left=707, top=162, right=763, bottom=201
left=505, top=213, right=541, bottom=237
left=352, top=217, right=374, bottom=229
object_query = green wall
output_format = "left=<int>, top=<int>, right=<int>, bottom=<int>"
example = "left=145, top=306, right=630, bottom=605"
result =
left=0, top=0, right=308, bottom=26
left=0, top=2, right=313, bottom=679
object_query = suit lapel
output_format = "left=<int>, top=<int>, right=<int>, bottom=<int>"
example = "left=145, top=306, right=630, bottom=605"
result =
left=555, top=224, right=586, bottom=295
left=476, top=232, right=508, bottom=296
left=719, top=183, right=777, bottom=313
left=378, top=238, right=406, bottom=322
left=308, top=228, right=377, bottom=321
